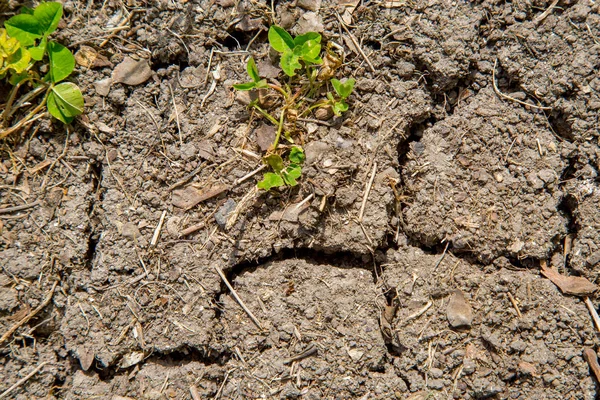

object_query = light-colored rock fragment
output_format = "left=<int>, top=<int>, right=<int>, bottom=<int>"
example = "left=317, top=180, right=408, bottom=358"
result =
left=447, top=289, right=473, bottom=328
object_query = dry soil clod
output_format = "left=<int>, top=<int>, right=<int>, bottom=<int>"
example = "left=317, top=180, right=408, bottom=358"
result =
left=446, top=289, right=473, bottom=329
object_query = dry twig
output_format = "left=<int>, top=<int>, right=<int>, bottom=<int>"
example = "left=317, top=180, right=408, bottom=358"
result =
left=0, top=361, right=49, bottom=399
left=358, top=162, right=377, bottom=222
left=0, top=281, right=58, bottom=346
left=213, top=266, right=263, bottom=329
left=585, top=297, right=600, bottom=333
left=492, top=59, right=552, bottom=111
left=334, top=12, right=376, bottom=73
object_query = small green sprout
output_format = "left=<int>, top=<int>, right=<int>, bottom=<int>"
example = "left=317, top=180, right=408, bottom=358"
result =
left=257, top=146, right=305, bottom=191
left=1, top=2, right=84, bottom=139
left=268, top=26, right=323, bottom=77
left=233, top=25, right=355, bottom=191
left=232, top=57, right=268, bottom=91
left=329, top=77, right=355, bottom=116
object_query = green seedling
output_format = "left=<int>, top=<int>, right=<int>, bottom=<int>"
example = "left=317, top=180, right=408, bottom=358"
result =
left=233, top=57, right=268, bottom=91
left=328, top=77, right=355, bottom=116
left=268, top=26, right=322, bottom=77
left=1, top=2, right=84, bottom=139
left=257, top=146, right=305, bottom=191
left=234, top=25, right=355, bottom=191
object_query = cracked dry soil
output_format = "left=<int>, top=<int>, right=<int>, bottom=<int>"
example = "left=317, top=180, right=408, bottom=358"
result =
left=1, top=0, right=600, bottom=399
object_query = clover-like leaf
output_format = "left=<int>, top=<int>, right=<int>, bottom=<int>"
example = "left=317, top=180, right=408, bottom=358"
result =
left=2, top=47, right=31, bottom=74
left=34, top=2, right=62, bottom=35
left=298, top=39, right=322, bottom=64
left=281, top=51, right=301, bottom=77
left=47, top=82, right=84, bottom=123
left=28, top=35, right=47, bottom=61
left=268, top=25, right=294, bottom=53
left=289, top=146, right=305, bottom=165
left=293, top=32, right=321, bottom=47
left=48, top=40, right=74, bottom=83
left=331, top=78, right=355, bottom=99
left=282, top=165, right=302, bottom=186
left=332, top=100, right=349, bottom=116
left=4, top=14, right=43, bottom=47
left=257, top=172, right=285, bottom=190
left=264, top=154, right=284, bottom=173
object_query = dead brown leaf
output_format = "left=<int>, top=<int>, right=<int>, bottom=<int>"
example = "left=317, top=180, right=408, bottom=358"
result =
left=583, top=348, right=600, bottom=382
left=172, top=184, right=229, bottom=210
left=540, top=262, right=597, bottom=296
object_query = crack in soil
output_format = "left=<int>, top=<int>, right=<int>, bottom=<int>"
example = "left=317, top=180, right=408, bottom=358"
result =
left=84, top=160, right=103, bottom=270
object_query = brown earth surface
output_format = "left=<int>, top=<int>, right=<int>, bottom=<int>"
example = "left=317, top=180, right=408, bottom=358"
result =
left=1, top=0, right=600, bottom=399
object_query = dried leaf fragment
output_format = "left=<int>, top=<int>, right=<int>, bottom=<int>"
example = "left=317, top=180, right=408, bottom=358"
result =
left=447, top=289, right=473, bottom=328
left=583, top=348, right=600, bottom=382
left=540, top=263, right=597, bottom=296
left=172, top=184, right=229, bottom=210
left=112, top=57, right=152, bottom=86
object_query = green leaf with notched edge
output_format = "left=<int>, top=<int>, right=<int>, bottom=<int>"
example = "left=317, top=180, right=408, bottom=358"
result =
left=288, top=146, right=305, bottom=164
left=2, top=46, right=30, bottom=74
left=257, top=172, right=284, bottom=190
left=247, top=57, right=260, bottom=82
left=282, top=165, right=302, bottom=186
left=331, top=78, right=355, bottom=99
left=264, top=154, right=284, bottom=173
left=48, top=40, right=74, bottom=83
left=34, top=2, right=62, bottom=35
left=298, top=39, right=322, bottom=64
left=280, top=51, right=301, bottom=77
left=47, top=82, right=84, bottom=123
left=29, top=35, right=47, bottom=61
left=332, top=100, right=348, bottom=116
left=293, top=32, right=321, bottom=47
left=4, top=14, right=43, bottom=47
left=233, top=81, right=257, bottom=90
left=268, top=25, right=294, bottom=53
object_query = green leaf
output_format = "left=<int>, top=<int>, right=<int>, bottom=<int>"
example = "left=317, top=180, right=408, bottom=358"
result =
left=233, top=81, right=257, bottom=90
left=293, top=32, right=321, bottom=47
left=3, top=47, right=31, bottom=74
left=332, top=100, right=348, bottom=116
left=29, top=35, right=47, bottom=61
left=246, top=57, right=260, bottom=82
left=257, top=172, right=284, bottom=190
left=280, top=51, right=301, bottom=77
left=34, top=2, right=63, bottom=35
left=331, top=78, right=355, bottom=99
left=20, top=6, right=35, bottom=15
left=4, top=14, right=43, bottom=47
left=268, top=25, right=294, bottom=53
left=9, top=71, right=29, bottom=85
left=255, top=79, right=268, bottom=89
left=282, top=165, right=302, bottom=186
left=48, top=40, right=74, bottom=83
left=0, top=29, right=21, bottom=57
left=47, top=82, right=84, bottom=123
left=288, top=146, right=305, bottom=164
left=299, top=40, right=322, bottom=64
left=264, top=154, right=284, bottom=173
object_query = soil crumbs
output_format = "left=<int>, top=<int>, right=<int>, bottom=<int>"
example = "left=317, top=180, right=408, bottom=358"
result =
left=1, top=0, right=600, bottom=399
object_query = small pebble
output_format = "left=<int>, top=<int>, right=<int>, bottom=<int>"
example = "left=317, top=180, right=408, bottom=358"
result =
left=447, top=289, right=473, bottom=329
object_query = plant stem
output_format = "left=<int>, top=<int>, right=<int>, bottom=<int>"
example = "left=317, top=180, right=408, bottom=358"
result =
left=251, top=104, right=279, bottom=126
left=0, top=87, right=50, bottom=139
left=268, top=84, right=288, bottom=100
left=272, top=107, right=286, bottom=151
